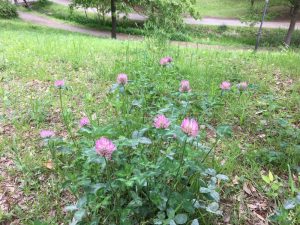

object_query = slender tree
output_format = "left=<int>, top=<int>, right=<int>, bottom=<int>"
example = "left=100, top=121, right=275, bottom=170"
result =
left=111, top=0, right=117, bottom=39
left=249, top=0, right=299, bottom=46
left=255, top=0, right=269, bottom=50
left=284, top=0, right=300, bottom=46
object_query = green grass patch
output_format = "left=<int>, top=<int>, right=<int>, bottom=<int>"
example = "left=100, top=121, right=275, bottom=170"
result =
left=195, top=0, right=289, bottom=20
left=0, top=20, right=299, bottom=224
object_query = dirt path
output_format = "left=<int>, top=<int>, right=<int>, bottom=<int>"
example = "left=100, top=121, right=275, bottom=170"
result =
left=52, top=0, right=300, bottom=30
left=18, top=11, right=141, bottom=41
left=18, top=11, right=254, bottom=51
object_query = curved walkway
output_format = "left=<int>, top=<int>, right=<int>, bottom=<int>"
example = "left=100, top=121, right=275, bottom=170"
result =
left=52, top=0, right=300, bottom=30
left=18, top=11, right=141, bottom=40
left=18, top=11, right=253, bottom=51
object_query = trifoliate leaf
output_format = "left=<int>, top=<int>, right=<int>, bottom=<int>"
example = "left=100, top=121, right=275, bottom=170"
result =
left=174, top=214, right=188, bottom=224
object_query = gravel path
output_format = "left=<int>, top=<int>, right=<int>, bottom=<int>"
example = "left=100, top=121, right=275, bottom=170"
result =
left=52, top=0, right=300, bottom=30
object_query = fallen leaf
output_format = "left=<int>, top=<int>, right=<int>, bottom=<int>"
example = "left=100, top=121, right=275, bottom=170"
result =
left=255, top=110, right=267, bottom=115
left=247, top=204, right=257, bottom=209
left=223, top=214, right=230, bottom=223
left=232, top=175, right=239, bottom=185
left=44, top=160, right=54, bottom=169
left=243, top=182, right=256, bottom=195
left=250, top=183, right=257, bottom=193
left=243, top=183, right=251, bottom=195
left=253, top=211, right=266, bottom=222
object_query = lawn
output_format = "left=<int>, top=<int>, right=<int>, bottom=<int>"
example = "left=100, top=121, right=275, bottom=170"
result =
left=0, top=20, right=299, bottom=224
left=195, top=0, right=289, bottom=19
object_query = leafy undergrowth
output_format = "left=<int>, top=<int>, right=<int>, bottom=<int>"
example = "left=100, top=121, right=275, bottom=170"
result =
left=24, top=1, right=300, bottom=48
left=0, top=20, right=300, bottom=224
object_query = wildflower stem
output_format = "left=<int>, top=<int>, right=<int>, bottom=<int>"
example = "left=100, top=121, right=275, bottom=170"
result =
left=184, top=94, right=189, bottom=116
left=48, top=140, right=62, bottom=173
left=200, top=139, right=219, bottom=164
left=173, top=137, right=187, bottom=190
left=58, top=88, right=77, bottom=147
left=104, top=158, right=114, bottom=192
left=104, top=157, right=116, bottom=220
left=59, top=89, right=63, bottom=113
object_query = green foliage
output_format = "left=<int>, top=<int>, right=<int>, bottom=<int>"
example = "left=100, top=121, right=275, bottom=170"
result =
left=261, top=171, right=283, bottom=198
left=267, top=167, right=300, bottom=225
left=1, top=20, right=300, bottom=224
left=0, top=0, right=18, bottom=18
left=44, top=55, right=233, bottom=224
left=69, top=0, right=198, bottom=38
left=130, top=0, right=198, bottom=31
left=70, top=0, right=113, bottom=21
left=255, top=116, right=300, bottom=170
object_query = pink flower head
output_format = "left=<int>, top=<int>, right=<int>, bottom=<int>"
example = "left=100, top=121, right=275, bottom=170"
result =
left=95, top=137, right=116, bottom=160
left=79, top=117, right=90, bottom=127
left=220, top=81, right=231, bottom=90
left=160, top=56, right=173, bottom=66
left=117, top=73, right=128, bottom=85
left=181, top=118, right=199, bottom=137
left=54, top=80, right=65, bottom=88
left=40, top=130, right=55, bottom=138
left=179, top=80, right=191, bottom=92
left=237, top=82, right=248, bottom=91
left=154, top=114, right=170, bottom=129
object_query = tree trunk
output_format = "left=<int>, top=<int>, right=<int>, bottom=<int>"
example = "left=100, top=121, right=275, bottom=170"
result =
left=111, top=0, right=117, bottom=39
left=284, top=4, right=299, bottom=46
left=23, top=0, right=29, bottom=7
left=254, top=0, right=269, bottom=51
left=84, top=9, right=88, bottom=19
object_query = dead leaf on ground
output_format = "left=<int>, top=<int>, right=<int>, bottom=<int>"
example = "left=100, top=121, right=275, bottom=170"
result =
left=232, top=175, right=239, bottom=185
left=243, top=182, right=256, bottom=195
left=44, top=160, right=54, bottom=169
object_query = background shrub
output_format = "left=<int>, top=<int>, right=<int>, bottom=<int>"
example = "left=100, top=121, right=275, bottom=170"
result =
left=0, top=0, right=18, bottom=19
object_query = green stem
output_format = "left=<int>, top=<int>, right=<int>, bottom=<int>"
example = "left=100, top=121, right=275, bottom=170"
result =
left=200, top=139, right=219, bottom=164
left=48, top=140, right=62, bottom=174
left=183, top=93, right=189, bottom=116
left=173, top=137, right=187, bottom=190
left=58, top=88, right=77, bottom=147
left=104, top=157, right=116, bottom=221
left=104, top=158, right=114, bottom=192
left=121, top=85, right=129, bottom=132
left=59, top=89, right=63, bottom=113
